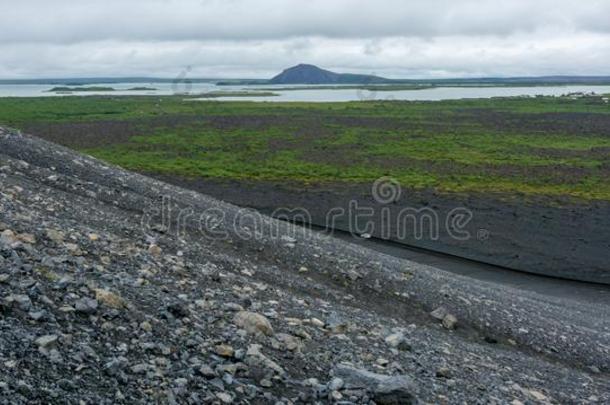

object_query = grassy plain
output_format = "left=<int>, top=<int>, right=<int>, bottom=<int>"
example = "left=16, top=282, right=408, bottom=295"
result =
left=1, top=95, right=609, bottom=200
left=196, top=91, right=279, bottom=98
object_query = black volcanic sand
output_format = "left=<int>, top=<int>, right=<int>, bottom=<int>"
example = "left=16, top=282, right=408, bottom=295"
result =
left=150, top=175, right=610, bottom=284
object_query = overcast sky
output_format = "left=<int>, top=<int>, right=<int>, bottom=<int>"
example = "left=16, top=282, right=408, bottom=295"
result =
left=1, top=0, right=610, bottom=79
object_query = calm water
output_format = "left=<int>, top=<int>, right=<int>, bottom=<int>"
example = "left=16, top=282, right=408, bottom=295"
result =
left=1, top=82, right=610, bottom=102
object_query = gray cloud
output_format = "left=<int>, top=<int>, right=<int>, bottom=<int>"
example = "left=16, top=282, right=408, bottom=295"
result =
left=1, top=0, right=610, bottom=78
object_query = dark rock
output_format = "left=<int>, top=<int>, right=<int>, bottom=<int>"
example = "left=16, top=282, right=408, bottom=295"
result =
left=167, top=302, right=190, bottom=318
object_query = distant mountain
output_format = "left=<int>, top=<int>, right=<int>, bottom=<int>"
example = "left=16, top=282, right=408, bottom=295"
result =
left=269, top=64, right=389, bottom=85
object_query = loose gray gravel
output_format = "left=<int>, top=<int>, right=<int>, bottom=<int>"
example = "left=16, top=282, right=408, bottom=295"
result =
left=0, top=127, right=609, bottom=404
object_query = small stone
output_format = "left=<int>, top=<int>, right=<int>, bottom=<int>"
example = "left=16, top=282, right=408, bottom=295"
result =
left=442, top=314, right=458, bottom=330
left=484, top=336, right=498, bottom=344
left=140, top=321, right=153, bottom=332
left=88, top=233, right=100, bottom=241
left=310, top=317, right=325, bottom=328
left=148, top=244, right=162, bottom=256
left=65, top=243, right=81, bottom=255
left=331, top=390, right=343, bottom=401
left=0, top=230, right=19, bottom=247
left=216, top=392, right=233, bottom=404
left=334, top=365, right=417, bottom=404
left=328, top=377, right=344, bottom=391
left=376, top=358, right=390, bottom=366
left=246, top=344, right=285, bottom=375
left=104, top=358, right=127, bottom=376
left=304, top=377, right=320, bottom=387
left=223, top=302, right=244, bottom=312
left=260, top=378, right=273, bottom=388
left=94, top=289, right=126, bottom=309
left=4, top=294, right=32, bottom=311
left=298, top=266, right=309, bottom=273
left=17, top=233, right=36, bottom=244
left=385, top=332, right=410, bottom=350
left=436, top=367, right=451, bottom=379
left=57, top=379, right=76, bottom=391
left=46, top=229, right=65, bottom=243
left=198, top=365, right=216, bottom=378
left=233, top=311, right=274, bottom=336
left=59, top=305, right=76, bottom=313
left=29, top=310, right=48, bottom=321
left=276, top=333, right=300, bottom=351
left=131, top=364, right=150, bottom=374
left=16, top=381, right=32, bottom=396
left=528, top=390, right=548, bottom=401
left=75, top=297, right=98, bottom=314
left=19, top=278, right=36, bottom=289
left=430, top=306, right=448, bottom=321
left=397, top=340, right=412, bottom=351
left=167, top=302, right=190, bottom=318
left=35, top=334, right=59, bottom=350
left=326, top=313, right=348, bottom=334
left=215, top=344, right=235, bottom=358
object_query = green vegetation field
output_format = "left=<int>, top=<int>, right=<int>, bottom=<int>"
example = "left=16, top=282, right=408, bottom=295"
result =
left=1, top=95, right=609, bottom=200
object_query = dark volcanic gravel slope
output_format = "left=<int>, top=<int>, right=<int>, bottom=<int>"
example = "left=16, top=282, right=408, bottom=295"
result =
left=151, top=176, right=610, bottom=284
left=0, top=127, right=609, bottom=404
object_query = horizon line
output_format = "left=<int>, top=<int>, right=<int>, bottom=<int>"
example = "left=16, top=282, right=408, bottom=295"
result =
left=3, top=74, right=610, bottom=82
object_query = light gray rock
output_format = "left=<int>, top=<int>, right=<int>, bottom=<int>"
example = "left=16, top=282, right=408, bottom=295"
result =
left=233, top=311, right=274, bottom=336
left=75, top=297, right=98, bottom=314
left=442, top=314, right=458, bottom=330
left=35, top=334, right=59, bottom=350
left=430, top=306, right=448, bottom=321
left=384, top=332, right=411, bottom=351
left=4, top=294, right=32, bottom=311
left=0, top=229, right=18, bottom=246
left=334, top=365, right=417, bottom=404
left=328, top=377, right=344, bottom=391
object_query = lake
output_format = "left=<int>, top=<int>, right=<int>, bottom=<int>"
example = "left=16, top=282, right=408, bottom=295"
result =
left=1, top=82, right=610, bottom=102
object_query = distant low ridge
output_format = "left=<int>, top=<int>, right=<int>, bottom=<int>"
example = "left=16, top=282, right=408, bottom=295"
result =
left=269, top=64, right=389, bottom=85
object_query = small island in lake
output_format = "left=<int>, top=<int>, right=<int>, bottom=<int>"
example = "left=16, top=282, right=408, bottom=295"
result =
left=47, top=86, right=158, bottom=93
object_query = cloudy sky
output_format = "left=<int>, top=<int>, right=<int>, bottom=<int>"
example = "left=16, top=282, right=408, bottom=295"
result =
left=2, top=0, right=610, bottom=79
